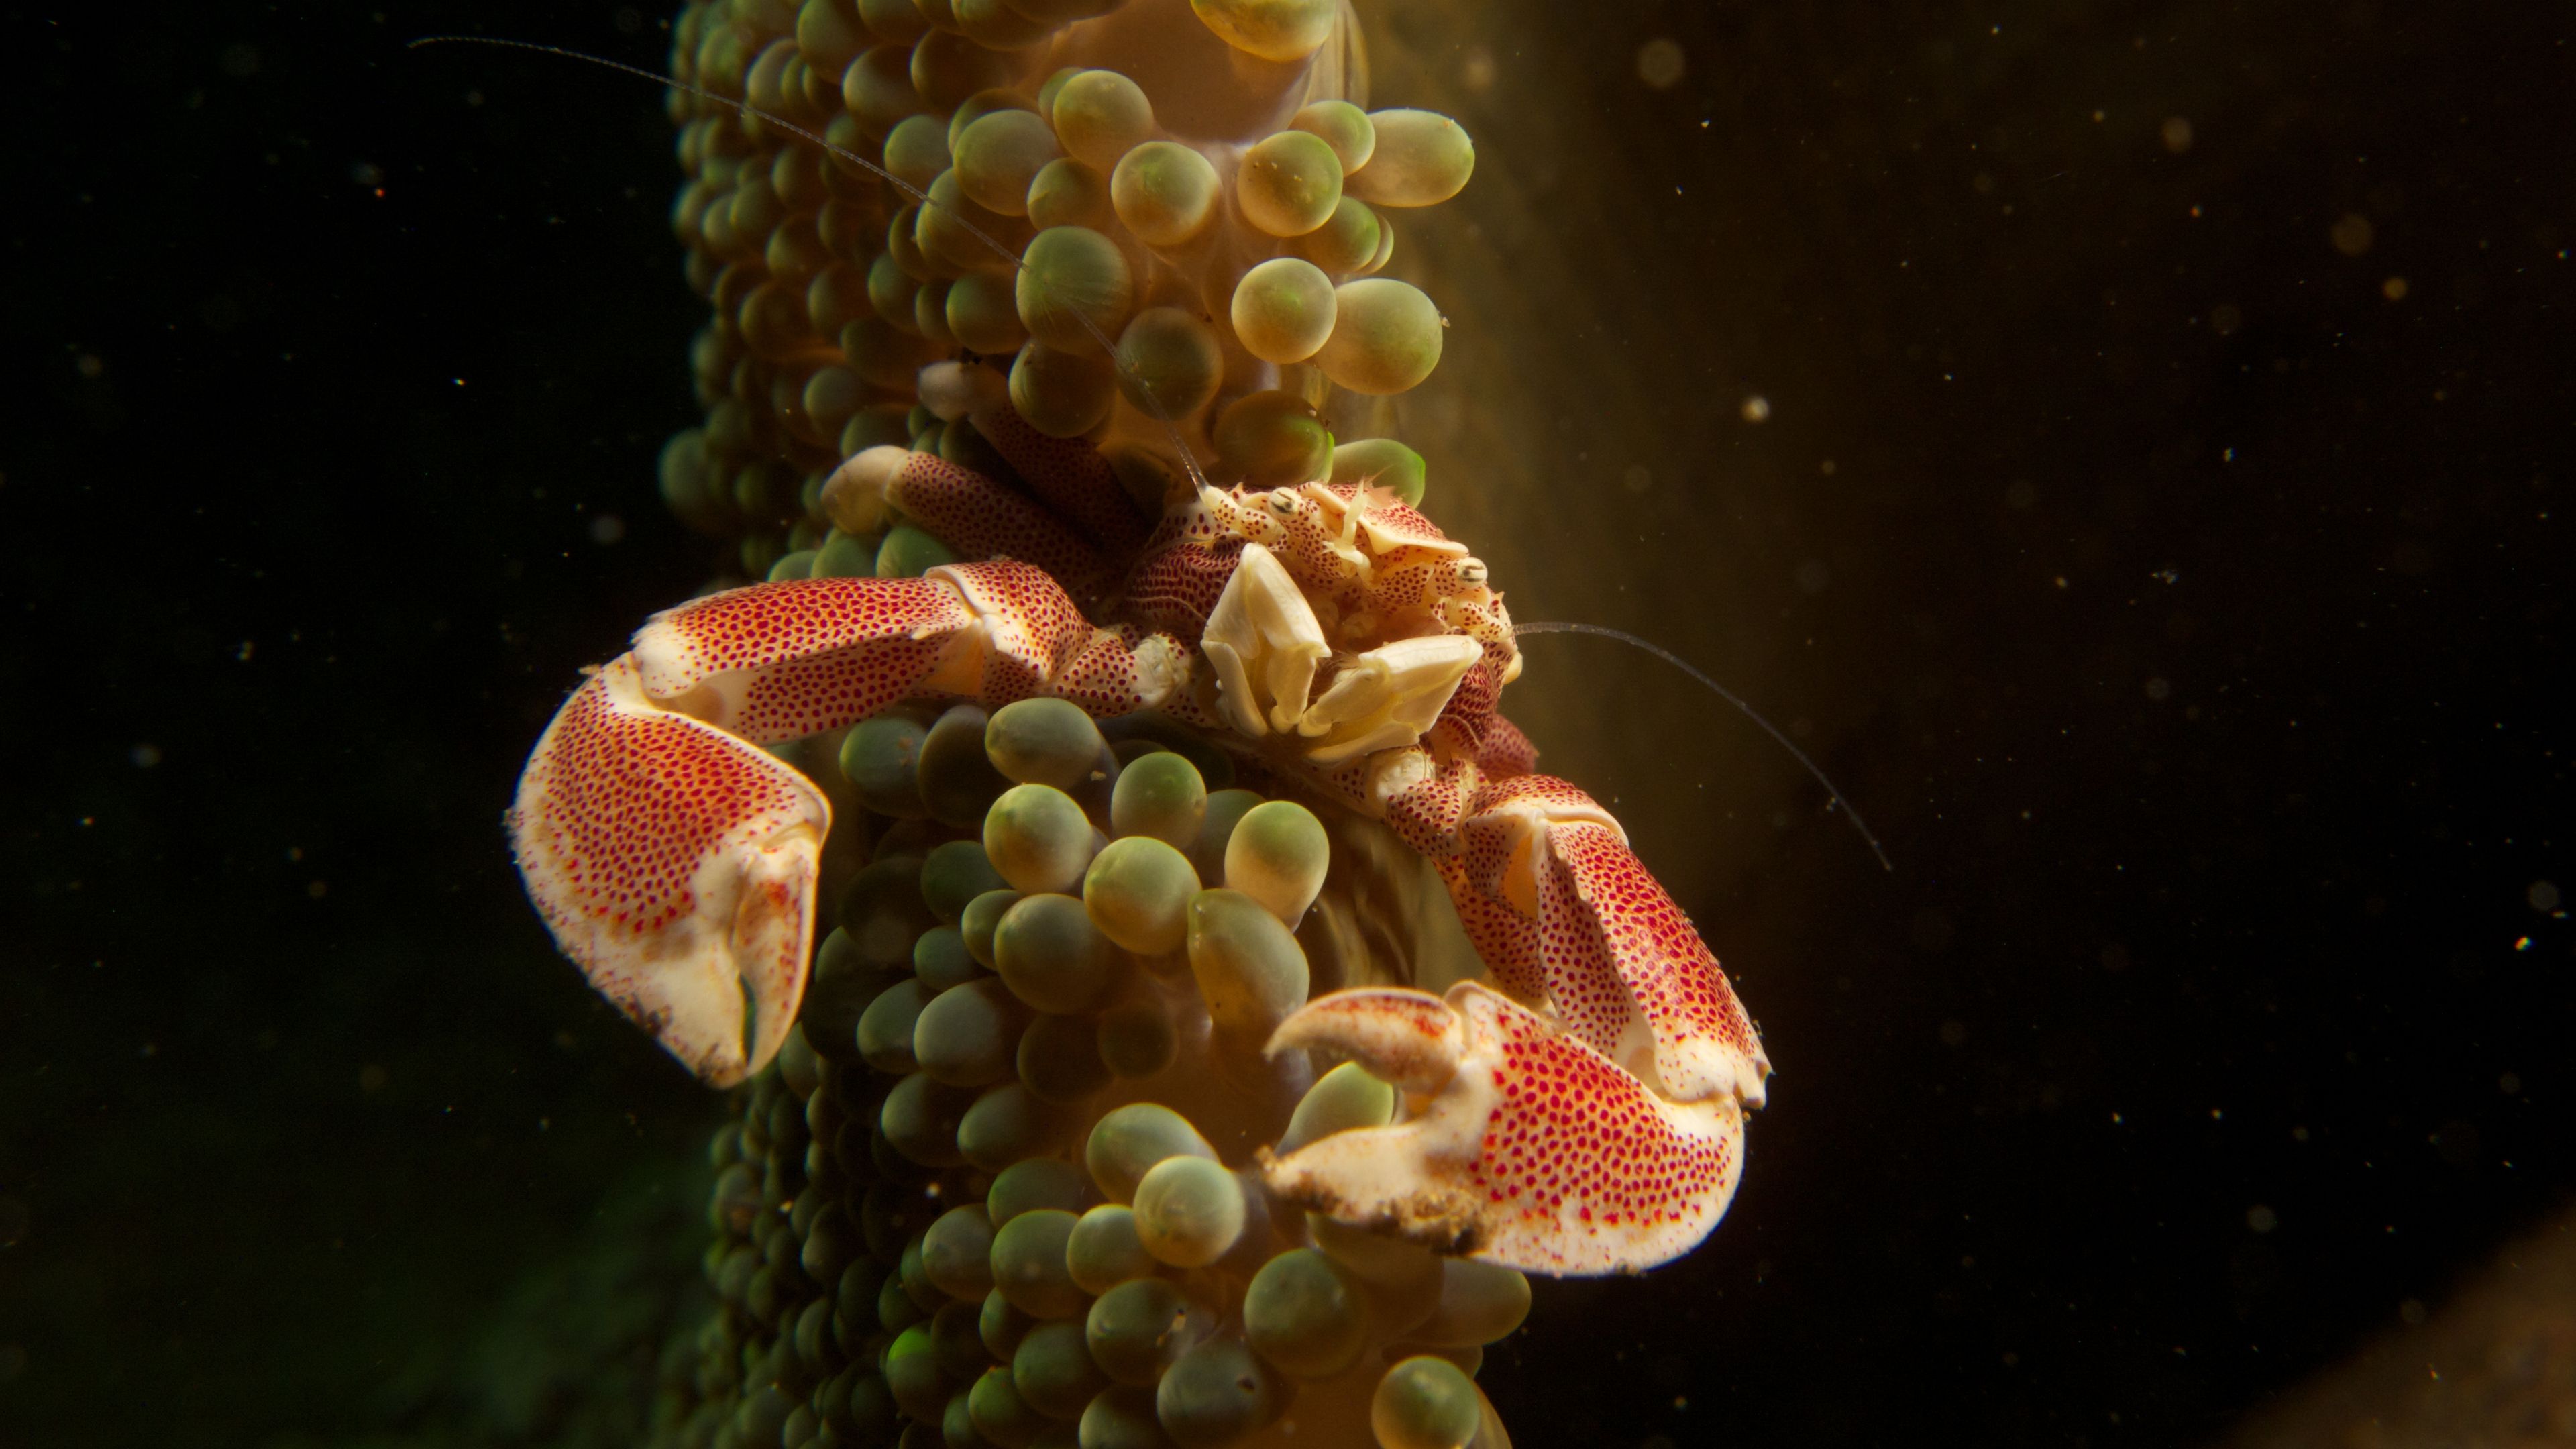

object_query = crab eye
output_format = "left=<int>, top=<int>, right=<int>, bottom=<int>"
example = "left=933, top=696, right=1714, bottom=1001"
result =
left=1265, top=491, right=1299, bottom=515
left=1457, top=559, right=1489, bottom=586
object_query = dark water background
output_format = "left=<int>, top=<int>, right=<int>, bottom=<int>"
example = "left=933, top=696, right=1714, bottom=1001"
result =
left=9, top=3, right=2571, bottom=1446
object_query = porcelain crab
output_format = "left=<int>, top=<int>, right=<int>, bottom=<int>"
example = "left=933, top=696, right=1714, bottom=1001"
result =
left=508, top=366, right=1770, bottom=1275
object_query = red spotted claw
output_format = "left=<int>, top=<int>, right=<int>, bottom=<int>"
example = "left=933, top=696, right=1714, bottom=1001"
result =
left=1262, top=983, right=1746, bottom=1275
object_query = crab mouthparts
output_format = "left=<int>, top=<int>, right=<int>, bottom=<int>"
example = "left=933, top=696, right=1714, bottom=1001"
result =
left=1204, top=543, right=1481, bottom=765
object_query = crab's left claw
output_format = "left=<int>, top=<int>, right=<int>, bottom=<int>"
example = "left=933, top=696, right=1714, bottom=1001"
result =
left=507, top=656, right=829, bottom=1087
left=1261, top=983, right=1746, bottom=1275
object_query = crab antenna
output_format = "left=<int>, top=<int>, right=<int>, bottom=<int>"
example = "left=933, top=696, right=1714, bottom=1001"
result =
left=1511, top=620, right=1892, bottom=873
left=406, top=34, right=1215, bottom=494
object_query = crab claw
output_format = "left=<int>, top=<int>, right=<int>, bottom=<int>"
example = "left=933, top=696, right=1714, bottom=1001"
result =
left=1262, top=982, right=1746, bottom=1275
left=1415, top=772, right=1771, bottom=1110
left=506, top=655, right=829, bottom=1087
left=508, top=566, right=1187, bottom=1085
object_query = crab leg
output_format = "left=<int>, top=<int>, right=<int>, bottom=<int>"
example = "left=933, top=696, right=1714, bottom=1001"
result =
left=1261, top=982, right=1746, bottom=1276
left=1454, top=775, right=1770, bottom=1109
left=507, top=566, right=1188, bottom=1085
left=820, top=447, right=1114, bottom=604
left=918, top=361, right=1153, bottom=555
left=1385, top=766, right=1769, bottom=1108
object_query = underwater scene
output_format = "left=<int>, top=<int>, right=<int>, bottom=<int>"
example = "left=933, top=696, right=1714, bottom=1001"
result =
left=11, top=1, right=2572, bottom=1446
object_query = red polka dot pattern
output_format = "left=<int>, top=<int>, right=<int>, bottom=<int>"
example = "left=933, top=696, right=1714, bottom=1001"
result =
left=1350, top=496, right=1450, bottom=551
left=1436, top=855, right=1550, bottom=1006
left=1267, top=985, right=1465, bottom=1091
left=641, top=576, right=975, bottom=742
left=1454, top=984, right=1743, bottom=1273
left=1121, top=537, right=1244, bottom=639
left=963, top=385, right=1152, bottom=554
left=513, top=661, right=820, bottom=941
left=506, top=657, right=826, bottom=1087
left=1262, top=982, right=1744, bottom=1275
left=1476, top=714, right=1538, bottom=778
left=1063, top=626, right=1189, bottom=717
left=1441, top=659, right=1502, bottom=735
left=938, top=561, right=1165, bottom=717
left=1448, top=780, right=1639, bottom=1065
left=1379, top=724, right=1479, bottom=851
left=1466, top=773, right=1766, bottom=1106
left=885, top=451, right=1114, bottom=605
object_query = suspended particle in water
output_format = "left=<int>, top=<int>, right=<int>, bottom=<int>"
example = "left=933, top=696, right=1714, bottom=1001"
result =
left=1460, top=44, right=1495, bottom=91
left=1637, top=38, right=1686, bottom=91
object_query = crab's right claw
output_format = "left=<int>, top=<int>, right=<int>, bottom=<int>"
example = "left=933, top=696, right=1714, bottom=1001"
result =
left=1261, top=982, right=1746, bottom=1276
left=506, top=655, right=830, bottom=1088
